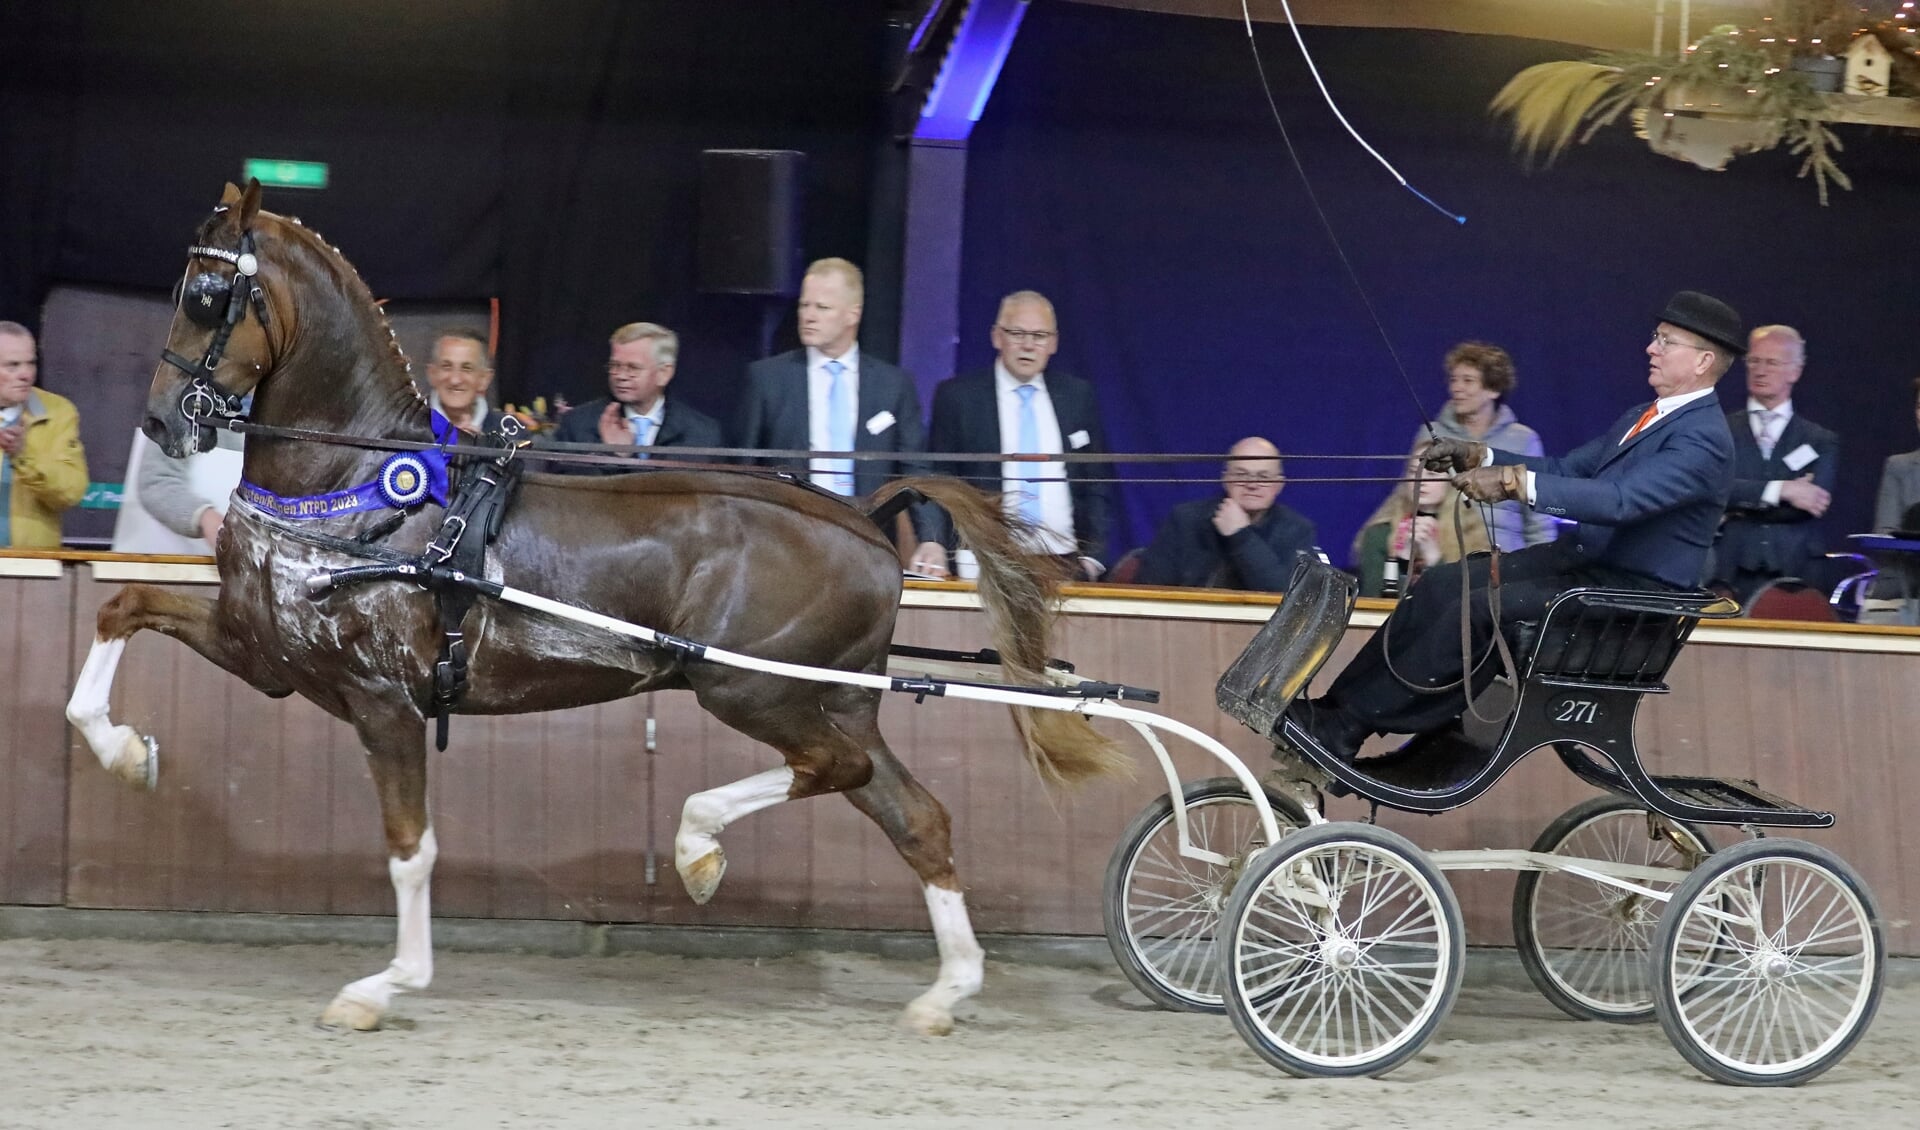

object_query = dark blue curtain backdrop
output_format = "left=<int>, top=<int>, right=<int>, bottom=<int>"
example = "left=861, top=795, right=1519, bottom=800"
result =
left=0, top=0, right=890, bottom=420
left=959, top=3, right=1920, bottom=567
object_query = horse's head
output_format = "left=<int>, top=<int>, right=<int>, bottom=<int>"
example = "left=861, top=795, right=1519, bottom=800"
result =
left=147, top=180, right=282, bottom=457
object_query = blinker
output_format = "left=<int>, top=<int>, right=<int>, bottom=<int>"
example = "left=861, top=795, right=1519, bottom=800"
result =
left=180, top=271, right=234, bottom=329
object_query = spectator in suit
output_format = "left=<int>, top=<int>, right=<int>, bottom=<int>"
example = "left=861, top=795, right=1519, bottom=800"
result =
left=1135, top=437, right=1317, bottom=592
left=0, top=321, right=88, bottom=548
left=551, top=322, right=723, bottom=473
left=1707, top=324, right=1838, bottom=602
left=730, top=258, right=946, bottom=574
left=926, top=290, right=1115, bottom=581
left=1284, top=291, right=1742, bottom=763
left=1409, top=341, right=1554, bottom=551
left=425, top=329, right=506, bottom=436
left=1871, top=376, right=1920, bottom=534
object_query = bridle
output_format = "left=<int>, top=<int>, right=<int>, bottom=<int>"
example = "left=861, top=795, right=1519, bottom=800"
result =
left=160, top=223, right=270, bottom=425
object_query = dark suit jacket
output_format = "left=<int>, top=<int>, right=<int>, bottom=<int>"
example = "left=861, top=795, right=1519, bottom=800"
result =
left=544, top=395, right=724, bottom=474
left=925, top=370, right=1115, bottom=565
left=730, top=349, right=935, bottom=540
left=1134, top=497, right=1317, bottom=592
left=1711, top=407, right=1839, bottom=578
left=1493, top=392, right=1734, bottom=589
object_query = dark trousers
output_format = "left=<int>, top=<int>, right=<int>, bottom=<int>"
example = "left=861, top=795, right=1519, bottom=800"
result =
left=1324, top=541, right=1670, bottom=736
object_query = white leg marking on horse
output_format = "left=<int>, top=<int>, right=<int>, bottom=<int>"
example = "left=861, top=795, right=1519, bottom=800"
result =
left=903, top=884, right=985, bottom=1037
left=321, top=827, right=438, bottom=1031
left=65, top=637, right=157, bottom=789
left=674, top=767, right=795, bottom=904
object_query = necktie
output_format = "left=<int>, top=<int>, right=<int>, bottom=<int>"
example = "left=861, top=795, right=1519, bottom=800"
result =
left=824, top=358, right=854, bottom=495
left=1754, top=409, right=1779, bottom=460
left=1014, top=384, right=1043, bottom=525
left=1622, top=403, right=1659, bottom=443
left=632, top=415, right=654, bottom=460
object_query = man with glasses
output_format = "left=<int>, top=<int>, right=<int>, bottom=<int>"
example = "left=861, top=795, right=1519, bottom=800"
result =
left=1706, top=324, right=1838, bottom=602
left=926, top=290, right=1115, bottom=581
left=1134, top=437, right=1317, bottom=591
left=731, top=258, right=946, bottom=573
left=1281, top=291, right=1742, bottom=764
left=551, top=321, right=721, bottom=473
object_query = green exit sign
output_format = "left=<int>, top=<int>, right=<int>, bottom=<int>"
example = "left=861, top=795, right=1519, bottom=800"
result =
left=243, top=157, right=330, bottom=190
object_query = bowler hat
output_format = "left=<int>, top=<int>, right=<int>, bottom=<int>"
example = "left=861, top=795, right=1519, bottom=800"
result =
left=1659, top=291, right=1745, bottom=356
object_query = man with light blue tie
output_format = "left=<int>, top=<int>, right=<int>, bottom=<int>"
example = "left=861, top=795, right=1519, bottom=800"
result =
left=731, top=257, right=948, bottom=574
left=926, top=290, right=1115, bottom=580
left=549, top=322, right=723, bottom=473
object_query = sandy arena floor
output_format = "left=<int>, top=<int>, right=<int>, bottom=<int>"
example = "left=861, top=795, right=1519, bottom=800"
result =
left=0, top=938, right=1912, bottom=1129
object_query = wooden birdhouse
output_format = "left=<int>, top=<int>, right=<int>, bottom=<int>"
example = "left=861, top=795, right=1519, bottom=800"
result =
left=1845, top=33, right=1893, bottom=97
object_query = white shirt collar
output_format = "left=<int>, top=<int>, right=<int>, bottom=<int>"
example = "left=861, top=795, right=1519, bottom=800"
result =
left=806, top=343, right=860, bottom=372
left=0, top=403, right=21, bottom=427
left=994, top=359, right=1047, bottom=395
left=1653, top=387, right=1718, bottom=417
left=624, top=395, right=667, bottom=426
left=1745, top=396, right=1793, bottom=421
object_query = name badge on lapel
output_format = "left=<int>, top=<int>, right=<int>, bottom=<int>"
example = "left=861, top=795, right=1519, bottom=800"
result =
left=866, top=410, right=896, bottom=436
left=1781, top=443, right=1818, bottom=473
left=1068, top=430, right=1091, bottom=450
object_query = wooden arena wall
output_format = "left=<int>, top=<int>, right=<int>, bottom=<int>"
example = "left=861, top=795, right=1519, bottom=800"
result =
left=3, top=557, right=1915, bottom=955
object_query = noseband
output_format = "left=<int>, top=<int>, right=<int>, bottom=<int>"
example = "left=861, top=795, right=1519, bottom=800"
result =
left=160, top=225, right=270, bottom=424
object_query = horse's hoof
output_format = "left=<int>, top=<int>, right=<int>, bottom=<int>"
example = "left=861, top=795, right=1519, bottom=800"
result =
left=680, top=847, right=726, bottom=905
left=317, top=994, right=384, bottom=1032
left=901, top=997, right=956, bottom=1037
left=109, top=730, right=158, bottom=791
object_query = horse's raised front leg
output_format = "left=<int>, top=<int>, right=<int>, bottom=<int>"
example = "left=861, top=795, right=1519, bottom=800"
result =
left=674, top=766, right=797, bottom=905
left=65, top=583, right=288, bottom=790
left=319, top=698, right=436, bottom=1032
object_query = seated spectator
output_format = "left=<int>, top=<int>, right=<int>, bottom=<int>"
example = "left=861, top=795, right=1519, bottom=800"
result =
left=1872, top=376, right=1920, bottom=534
left=1708, top=324, right=1837, bottom=602
left=1412, top=342, right=1552, bottom=551
left=1352, top=453, right=1492, bottom=598
left=0, top=321, right=88, bottom=548
left=425, top=329, right=505, bottom=436
left=551, top=322, right=722, bottom=472
left=1134, top=437, right=1316, bottom=592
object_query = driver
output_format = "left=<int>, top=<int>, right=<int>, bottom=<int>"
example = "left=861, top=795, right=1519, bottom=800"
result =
left=1283, top=291, right=1744, bottom=763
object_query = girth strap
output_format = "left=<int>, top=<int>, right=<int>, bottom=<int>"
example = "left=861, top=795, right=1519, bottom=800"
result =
left=428, top=438, right=526, bottom=750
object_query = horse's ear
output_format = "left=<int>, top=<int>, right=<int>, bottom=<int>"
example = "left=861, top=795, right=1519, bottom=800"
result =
left=239, top=178, right=263, bottom=226
left=219, top=181, right=243, bottom=206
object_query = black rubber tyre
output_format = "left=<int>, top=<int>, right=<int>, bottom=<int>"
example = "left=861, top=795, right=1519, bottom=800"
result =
left=1102, top=777, right=1308, bottom=1012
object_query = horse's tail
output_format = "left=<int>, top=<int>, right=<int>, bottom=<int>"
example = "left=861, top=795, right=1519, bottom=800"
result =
left=870, top=477, right=1131, bottom=788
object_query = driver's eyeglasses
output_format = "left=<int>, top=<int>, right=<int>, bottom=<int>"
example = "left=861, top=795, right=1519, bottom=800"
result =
left=1649, top=331, right=1705, bottom=354
left=997, top=326, right=1055, bottom=344
left=607, top=362, right=654, bottom=376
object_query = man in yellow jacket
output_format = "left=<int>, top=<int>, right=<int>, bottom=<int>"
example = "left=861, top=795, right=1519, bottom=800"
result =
left=0, top=322, right=88, bottom=548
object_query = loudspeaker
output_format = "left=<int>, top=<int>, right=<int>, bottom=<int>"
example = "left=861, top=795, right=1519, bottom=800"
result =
left=696, top=149, right=807, bottom=296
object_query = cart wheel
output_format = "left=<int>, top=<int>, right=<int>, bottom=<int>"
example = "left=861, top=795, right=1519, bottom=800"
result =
left=1103, top=777, right=1308, bottom=1012
left=1220, top=822, right=1463, bottom=1077
left=1652, top=837, right=1884, bottom=1086
left=1513, top=796, right=1712, bottom=1023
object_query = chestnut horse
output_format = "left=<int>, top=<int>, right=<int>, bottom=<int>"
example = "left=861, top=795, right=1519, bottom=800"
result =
left=66, top=182, right=1125, bottom=1035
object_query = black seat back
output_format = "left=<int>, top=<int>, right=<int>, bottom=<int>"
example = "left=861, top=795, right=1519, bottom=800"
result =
left=1524, top=587, right=1738, bottom=689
